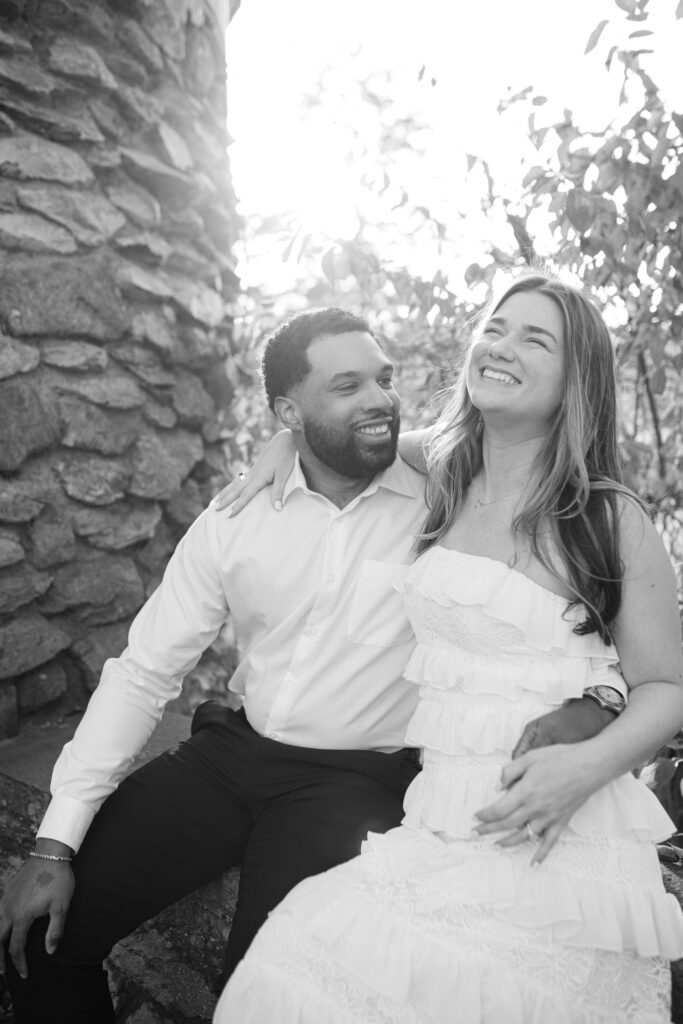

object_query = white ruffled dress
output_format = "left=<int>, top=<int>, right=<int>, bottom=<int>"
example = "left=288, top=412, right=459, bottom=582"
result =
left=214, top=548, right=683, bottom=1023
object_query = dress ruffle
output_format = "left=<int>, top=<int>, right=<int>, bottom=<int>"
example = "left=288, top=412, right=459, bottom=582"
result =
left=395, top=546, right=619, bottom=664
left=402, top=750, right=677, bottom=844
left=221, top=869, right=675, bottom=1023
left=402, top=642, right=610, bottom=703
left=360, top=828, right=683, bottom=959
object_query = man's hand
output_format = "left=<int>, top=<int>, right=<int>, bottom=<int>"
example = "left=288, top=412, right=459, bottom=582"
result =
left=511, top=697, right=617, bottom=760
left=0, top=844, right=75, bottom=979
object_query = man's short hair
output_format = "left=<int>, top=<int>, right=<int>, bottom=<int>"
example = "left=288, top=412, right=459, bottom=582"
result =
left=261, top=308, right=374, bottom=412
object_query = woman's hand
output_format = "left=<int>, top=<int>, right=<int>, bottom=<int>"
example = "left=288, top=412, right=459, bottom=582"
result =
left=211, top=430, right=296, bottom=516
left=472, top=742, right=605, bottom=864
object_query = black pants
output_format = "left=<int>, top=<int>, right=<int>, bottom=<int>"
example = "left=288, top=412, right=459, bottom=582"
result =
left=7, top=703, right=420, bottom=1024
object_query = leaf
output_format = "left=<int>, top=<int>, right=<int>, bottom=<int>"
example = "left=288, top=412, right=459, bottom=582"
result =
left=605, top=44, right=618, bottom=71
left=532, top=96, right=547, bottom=106
left=628, top=29, right=653, bottom=37
left=321, top=248, right=336, bottom=285
left=677, top=0, right=683, bottom=18
left=566, top=189, right=598, bottom=232
left=585, top=19, right=608, bottom=53
left=615, top=0, right=637, bottom=12
left=522, top=165, right=546, bottom=188
left=466, top=154, right=477, bottom=172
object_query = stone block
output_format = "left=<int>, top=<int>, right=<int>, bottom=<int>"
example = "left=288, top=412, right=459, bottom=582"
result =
left=29, top=505, right=76, bottom=568
left=16, top=660, right=67, bottom=714
left=41, top=340, right=108, bottom=373
left=0, top=26, right=32, bottom=56
left=118, top=19, right=164, bottom=73
left=0, top=130, right=93, bottom=184
left=0, top=529, right=23, bottom=568
left=56, top=453, right=131, bottom=506
left=0, top=562, right=52, bottom=614
left=51, top=370, right=146, bottom=410
left=0, top=484, right=42, bottom=522
left=0, top=615, right=71, bottom=679
left=0, top=253, right=127, bottom=340
left=107, top=179, right=161, bottom=228
left=71, top=500, right=162, bottom=552
left=89, top=95, right=129, bottom=141
left=119, top=147, right=195, bottom=207
left=17, top=185, right=126, bottom=247
left=47, top=36, right=117, bottom=89
left=169, top=370, right=215, bottom=427
left=39, top=554, right=144, bottom=625
left=0, top=684, right=18, bottom=738
left=0, top=335, right=39, bottom=379
left=0, top=93, right=104, bottom=144
left=0, top=378, right=62, bottom=472
left=169, top=277, right=224, bottom=329
left=0, top=56, right=55, bottom=98
left=0, top=210, right=77, bottom=253
left=58, top=397, right=142, bottom=455
left=143, top=401, right=177, bottom=429
left=130, top=430, right=204, bottom=501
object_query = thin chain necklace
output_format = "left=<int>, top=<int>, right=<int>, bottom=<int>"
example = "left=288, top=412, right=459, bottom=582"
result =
left=472, top=484, right=526, bottom=509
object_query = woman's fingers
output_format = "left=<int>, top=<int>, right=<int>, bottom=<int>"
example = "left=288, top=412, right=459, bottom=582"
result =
left=211, top=474, right=247, bottom=510
left=530, top=821, right=565, bottom=864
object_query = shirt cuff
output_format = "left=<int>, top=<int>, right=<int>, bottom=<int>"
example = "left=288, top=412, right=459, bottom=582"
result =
left=36, top=796, right=96, bottom=854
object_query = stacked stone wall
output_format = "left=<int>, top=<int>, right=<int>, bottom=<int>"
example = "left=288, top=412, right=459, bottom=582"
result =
left=0, top=0, right=241, bottom=737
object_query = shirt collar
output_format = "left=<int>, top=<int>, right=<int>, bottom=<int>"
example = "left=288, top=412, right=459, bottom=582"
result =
left=282, top=453, right=423, bottom=506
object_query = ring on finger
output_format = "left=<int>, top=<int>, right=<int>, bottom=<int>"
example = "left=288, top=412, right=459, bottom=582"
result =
left=525, top=821, right=540, bottom=842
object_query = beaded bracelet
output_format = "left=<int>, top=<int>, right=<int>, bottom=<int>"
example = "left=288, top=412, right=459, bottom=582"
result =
left=29, top=851, right=72, bottom=863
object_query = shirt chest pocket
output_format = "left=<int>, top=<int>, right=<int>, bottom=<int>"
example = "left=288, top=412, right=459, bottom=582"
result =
left=347, top=560, right=413, bottom=648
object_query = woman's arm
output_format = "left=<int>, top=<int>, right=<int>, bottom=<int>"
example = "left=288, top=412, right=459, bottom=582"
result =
left=397, top=428, right=432, bottom=475
left=211, top=430, right=297, bottom=515
left=475, top=497, right=683, bottom=862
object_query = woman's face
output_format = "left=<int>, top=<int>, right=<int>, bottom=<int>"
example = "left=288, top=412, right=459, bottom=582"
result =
left=466, top=290, right=566, bottom=433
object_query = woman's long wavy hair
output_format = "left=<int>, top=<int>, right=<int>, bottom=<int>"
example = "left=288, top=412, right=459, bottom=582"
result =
left=416, top=271, right=640, bottom=642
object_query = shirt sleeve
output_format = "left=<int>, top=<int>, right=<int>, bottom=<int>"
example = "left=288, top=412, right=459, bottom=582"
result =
left=585, top=663, right=629, bottom=702
left=37, top=507, right=229, bottom=852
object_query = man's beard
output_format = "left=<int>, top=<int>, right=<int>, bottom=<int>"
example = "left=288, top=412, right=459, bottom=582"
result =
left=302, top=413, right=400, bottom=479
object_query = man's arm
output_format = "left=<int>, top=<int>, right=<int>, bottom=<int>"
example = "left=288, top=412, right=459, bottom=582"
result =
left=511, top=667, right=627, bottom=759
left=0, top=507, right=229, bottom=975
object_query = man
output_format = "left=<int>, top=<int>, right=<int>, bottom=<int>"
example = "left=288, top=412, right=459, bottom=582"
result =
left=0, top=308, right=624, bottom=1022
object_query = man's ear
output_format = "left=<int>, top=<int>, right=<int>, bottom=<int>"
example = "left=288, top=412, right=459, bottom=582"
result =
left=273, top=395, right=302, bottom=431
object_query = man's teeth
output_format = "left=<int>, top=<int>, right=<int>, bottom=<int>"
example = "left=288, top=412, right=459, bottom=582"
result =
left=481, top=368, right=519, bottom=385
left=357, top=424, right=389, bottom=435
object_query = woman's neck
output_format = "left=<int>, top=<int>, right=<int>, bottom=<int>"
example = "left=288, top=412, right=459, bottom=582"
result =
left=475, top=431, right=545, bottom=501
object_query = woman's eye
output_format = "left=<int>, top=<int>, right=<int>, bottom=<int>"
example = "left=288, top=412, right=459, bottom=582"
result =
left=378, top=377, right=394, bottom=388
left=527, top=338, right=547, bottom=348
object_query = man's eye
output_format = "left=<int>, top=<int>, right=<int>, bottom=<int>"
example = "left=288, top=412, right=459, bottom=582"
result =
left=378, top=377, right=394, bottom=388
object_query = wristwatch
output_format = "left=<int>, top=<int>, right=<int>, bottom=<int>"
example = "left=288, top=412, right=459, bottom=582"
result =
left=582, top=684, right=626, bottom=716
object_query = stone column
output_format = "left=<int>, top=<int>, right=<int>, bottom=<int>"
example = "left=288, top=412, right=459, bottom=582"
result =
left=0, top=0, right=242, bottom=736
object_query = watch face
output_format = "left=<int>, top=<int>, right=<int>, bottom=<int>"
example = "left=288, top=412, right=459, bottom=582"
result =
left=594, top=686, right=624, bottom=707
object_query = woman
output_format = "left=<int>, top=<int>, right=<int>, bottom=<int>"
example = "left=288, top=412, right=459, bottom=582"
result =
left=214, top=272, right=683, bottom=1022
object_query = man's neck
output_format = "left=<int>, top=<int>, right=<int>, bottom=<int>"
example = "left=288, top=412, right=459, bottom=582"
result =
left=298, top=456, right=375, bottom=510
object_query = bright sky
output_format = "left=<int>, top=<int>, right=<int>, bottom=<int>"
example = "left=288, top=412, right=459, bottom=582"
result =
left=225, top=0, right=683, bottom=287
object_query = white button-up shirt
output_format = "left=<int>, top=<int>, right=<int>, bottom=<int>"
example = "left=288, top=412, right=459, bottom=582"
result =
left=38, top=456, right=427, bottom=851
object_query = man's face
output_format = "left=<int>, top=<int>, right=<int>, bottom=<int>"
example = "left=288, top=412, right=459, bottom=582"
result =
left=294, top=331, right=400, bottom=479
